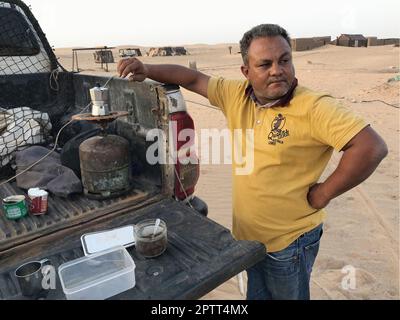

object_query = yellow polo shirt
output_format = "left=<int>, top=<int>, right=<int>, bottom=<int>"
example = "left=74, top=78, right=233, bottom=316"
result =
left=207, top=77, right=368, bottom=252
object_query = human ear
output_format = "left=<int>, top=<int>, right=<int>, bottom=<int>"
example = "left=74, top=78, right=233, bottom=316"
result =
left=241, top=65, right=250, bottom=80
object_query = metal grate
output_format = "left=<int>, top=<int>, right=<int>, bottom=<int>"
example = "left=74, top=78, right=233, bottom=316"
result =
left=0, top=107, right=52, bottom=167
left=0, top=1, right=52, bottom=75
left=0, top=1, right=63, bottom=168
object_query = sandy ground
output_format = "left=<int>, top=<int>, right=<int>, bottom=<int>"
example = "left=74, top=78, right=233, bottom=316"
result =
left=55, top=44, right=399, bottom=300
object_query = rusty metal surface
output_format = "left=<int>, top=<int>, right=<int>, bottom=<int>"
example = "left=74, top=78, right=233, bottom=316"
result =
left=71, top=111, right=128, bottom=123
left=72, top=112, right=128, bottom=130
left=79, top=135, right=130, bottom=198
left=71, top=111, right=129, bottom=126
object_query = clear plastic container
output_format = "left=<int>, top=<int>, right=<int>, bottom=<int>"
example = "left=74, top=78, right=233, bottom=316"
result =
left=58, top=246, right=135, bottom=300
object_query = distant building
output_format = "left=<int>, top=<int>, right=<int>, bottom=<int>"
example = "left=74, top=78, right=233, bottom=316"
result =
left=336, top=34, right=368, bottom=47
left=365, top=37, right=400, bottom=47
left=367, top=37, right=378, bottom=46
left=290, top=36, right=331, bottom=51
left=379, top=38, right=400, bottom=46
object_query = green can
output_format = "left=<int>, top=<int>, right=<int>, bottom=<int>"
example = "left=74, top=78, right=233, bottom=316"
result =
left=3, top=196, right=28, bottom=220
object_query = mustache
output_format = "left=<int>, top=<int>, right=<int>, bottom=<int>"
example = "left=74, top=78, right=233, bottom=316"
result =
left=267, top=78, right=287, bottom=85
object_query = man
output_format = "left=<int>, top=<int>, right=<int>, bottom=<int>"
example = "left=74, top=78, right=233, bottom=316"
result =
left=117, top=24, right=388, bottom=300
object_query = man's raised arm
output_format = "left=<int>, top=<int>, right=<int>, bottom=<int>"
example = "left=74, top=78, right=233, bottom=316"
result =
left=117, top=58, right=210, bottom=98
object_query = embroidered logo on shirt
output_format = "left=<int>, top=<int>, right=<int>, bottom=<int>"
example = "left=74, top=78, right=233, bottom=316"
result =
left=268, top=114, right=290, bottom=145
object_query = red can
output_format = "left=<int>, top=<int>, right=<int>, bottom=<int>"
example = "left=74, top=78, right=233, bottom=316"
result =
left=28, top=188, right=48, bottom=215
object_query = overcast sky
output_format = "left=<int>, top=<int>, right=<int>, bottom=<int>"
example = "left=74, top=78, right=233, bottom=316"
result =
left=24, top=0, right=400, bottom=48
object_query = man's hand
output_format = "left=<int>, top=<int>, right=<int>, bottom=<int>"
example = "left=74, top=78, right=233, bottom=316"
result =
left=307, top=183, right=331, bottom=210
left=117, top=57, right=148, bottom=82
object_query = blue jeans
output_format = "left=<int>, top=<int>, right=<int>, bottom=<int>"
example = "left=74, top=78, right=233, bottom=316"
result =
left=246, top=224, right=323, bottom=300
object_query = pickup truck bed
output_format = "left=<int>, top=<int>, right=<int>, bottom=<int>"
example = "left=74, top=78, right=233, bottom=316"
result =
left=0, top=177, right=158, bottom=263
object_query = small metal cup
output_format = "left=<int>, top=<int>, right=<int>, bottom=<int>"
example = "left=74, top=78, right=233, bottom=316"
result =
left=15, top=259, right=51, bottom=299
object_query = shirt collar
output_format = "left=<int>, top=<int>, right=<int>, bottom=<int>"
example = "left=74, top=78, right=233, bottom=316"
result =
left=245, top=78, right=299, bottom=108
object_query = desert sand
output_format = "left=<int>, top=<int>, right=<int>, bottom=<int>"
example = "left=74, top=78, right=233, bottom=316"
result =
left=55, top=43, right=399, bottom=300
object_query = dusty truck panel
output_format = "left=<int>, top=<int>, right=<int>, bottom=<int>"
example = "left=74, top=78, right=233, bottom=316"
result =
left=0, top=0, right=266, bottom=300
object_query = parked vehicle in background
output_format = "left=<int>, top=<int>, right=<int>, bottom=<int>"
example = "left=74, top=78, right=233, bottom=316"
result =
left=119, top=48, right=142, bottom=58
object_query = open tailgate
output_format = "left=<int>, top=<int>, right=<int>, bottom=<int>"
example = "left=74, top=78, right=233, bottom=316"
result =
left=0, top=198, right=265, bottom=300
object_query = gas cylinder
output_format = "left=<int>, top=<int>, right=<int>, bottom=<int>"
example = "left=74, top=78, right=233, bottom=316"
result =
left=79, top=134, right=130, bottom=199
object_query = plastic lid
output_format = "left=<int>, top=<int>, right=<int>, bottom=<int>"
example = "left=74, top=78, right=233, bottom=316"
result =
left=28, top=188, right=48, bottom=197
left=81, top=225, right=135, bottom=256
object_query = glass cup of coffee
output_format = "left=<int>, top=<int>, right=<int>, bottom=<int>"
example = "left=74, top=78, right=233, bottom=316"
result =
left=135, top=219, right=167, bottom=258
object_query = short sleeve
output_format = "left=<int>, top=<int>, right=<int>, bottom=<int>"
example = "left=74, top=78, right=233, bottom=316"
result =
left=207, top=77, right=245, bottom=117
left=310, top=95, right=369, bottom=151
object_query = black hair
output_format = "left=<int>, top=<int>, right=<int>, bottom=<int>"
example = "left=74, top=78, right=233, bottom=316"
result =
left=240, top=24, right=291, bottom=64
